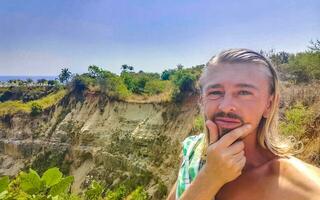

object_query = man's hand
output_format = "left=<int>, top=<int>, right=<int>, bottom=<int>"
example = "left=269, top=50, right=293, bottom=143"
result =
left=203, top=120, right=253, bottom=185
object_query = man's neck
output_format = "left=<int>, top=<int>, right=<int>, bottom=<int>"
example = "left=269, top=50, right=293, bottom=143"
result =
left=242, top=129, right=278, bottom=172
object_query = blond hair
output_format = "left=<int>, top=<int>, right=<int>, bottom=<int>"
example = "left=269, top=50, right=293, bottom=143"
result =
left=198, top=48, right=302, bottom=160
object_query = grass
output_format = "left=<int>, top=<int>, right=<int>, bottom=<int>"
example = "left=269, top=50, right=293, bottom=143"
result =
left=0, top=89, right=67, bottom=116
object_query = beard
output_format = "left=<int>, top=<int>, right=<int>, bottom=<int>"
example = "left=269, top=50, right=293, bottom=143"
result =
left=205, top=112, right=245, bottom=140
left=217, top=124, right=243, bottom=139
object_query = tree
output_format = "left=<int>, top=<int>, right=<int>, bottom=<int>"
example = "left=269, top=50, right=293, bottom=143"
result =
left=26, top=78, right=33, bottom=84
left=70, top=74, right=87, bottom=94
left=171, top=69, right=197, bottom=102
left=58, top=68, right=72, bottom=84
left=269, top=51, right=291, bottom=66
left=177, top=64, right=184, bottom=70
left=308, top=39, right=320, bottom=52
left=287, top=51, right=320, bottom=83
left=37, top=79, right=48, bottom=85
left=121, top=64, right=134, bottom=73
left=47, top=80, right=60, bottom=86
left=88, top=65, right=105, bottom=78
left=161, top=69, right=175, bottom=80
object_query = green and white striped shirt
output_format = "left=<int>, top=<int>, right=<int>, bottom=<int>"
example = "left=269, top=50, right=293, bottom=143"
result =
left=176, top=133, right=206, bottom=199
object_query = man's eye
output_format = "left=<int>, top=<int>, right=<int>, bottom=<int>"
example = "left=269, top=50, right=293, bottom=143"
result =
left=207, top=91, right=224, bottom=99
left=208, top=91, right=223, bottom=95
left=239, top=91, right=252, bottom=95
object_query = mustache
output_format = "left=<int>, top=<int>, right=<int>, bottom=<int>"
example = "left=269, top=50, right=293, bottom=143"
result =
left=212, top=112, right=244, bottom=124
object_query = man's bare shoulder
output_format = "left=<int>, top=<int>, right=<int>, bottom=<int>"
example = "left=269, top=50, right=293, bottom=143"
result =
left=268, top=156, right=320, bottom=197
left=269, top=156, right=320, bottom=176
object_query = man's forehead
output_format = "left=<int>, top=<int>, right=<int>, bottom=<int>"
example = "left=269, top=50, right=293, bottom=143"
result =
left=202, top=63, right=270, bottom=90
left=206, top=62, right=270, bottom=75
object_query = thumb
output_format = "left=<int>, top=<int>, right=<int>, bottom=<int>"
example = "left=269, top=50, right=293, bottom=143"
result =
left=205, top=120, right=219, bottom=144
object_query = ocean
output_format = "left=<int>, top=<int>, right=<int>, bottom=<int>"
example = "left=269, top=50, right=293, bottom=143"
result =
left=0, top=76, right=57, bottom=82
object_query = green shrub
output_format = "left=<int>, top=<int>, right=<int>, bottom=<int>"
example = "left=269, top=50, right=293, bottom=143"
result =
left=170, top=69, right=197, bottom=102
left=171, top=69, right=197, bottom=102
left=120, top=72, right=147, bottom=94
left=72, top=66, right=131, bottom=100
left=160, top=70, right=173, bottom=80
left=279, top=102, right=314, bottom=138
left=0, top=167, right=75, bottom=199
left=0, top=176, right=9, bottom=193
left=84, top=180, right=104, bottom=200
left=192, top=115, right=205, bottom=134
left=0, top=167, right=152, bottom=200
left=120, top=71, right=162, bottom=95
left=0, top=90, right=17, bottom=102
left=125, top=186, right=148, bottom=200
left=105, top=185, right=128, bottom=200
left=48, top=80, right=61, bottom=87
left=64, top=65, right=204, bottom=101
left=30, top=102, right=43, bottom=116
left=103, top=72, right=131, bottom=99
left=171, top=69, right=196, bottom=92
left=144, top=80, right=169, bottom=95
left=70, top=75, right=89, bottom=95
left=154, top=181, right=167, bottom=200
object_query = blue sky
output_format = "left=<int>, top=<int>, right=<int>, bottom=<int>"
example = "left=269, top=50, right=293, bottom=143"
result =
left=0, top=0, right=319, bottom=76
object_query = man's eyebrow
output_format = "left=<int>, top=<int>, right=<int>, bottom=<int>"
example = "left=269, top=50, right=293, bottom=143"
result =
left=205, top=83, right=259, bottom=90
left=205, top=84, right=223, bottom=89
left=235, top=83, right=259, bottom=90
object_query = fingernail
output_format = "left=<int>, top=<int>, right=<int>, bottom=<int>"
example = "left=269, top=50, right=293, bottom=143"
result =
left=245, top=124, right=252, bottom=129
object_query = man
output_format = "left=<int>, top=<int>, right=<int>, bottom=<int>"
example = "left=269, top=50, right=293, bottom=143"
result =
left=166, top=49, right=320, bottom=200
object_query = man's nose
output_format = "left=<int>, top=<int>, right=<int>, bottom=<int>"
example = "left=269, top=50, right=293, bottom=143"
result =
left=218, top=95, right=237, bottom=113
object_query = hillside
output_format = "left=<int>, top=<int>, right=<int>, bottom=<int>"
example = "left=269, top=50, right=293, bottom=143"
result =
left=0, top=90, right=200, bottom=199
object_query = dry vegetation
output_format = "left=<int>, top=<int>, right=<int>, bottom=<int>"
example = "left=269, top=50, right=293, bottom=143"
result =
left=280, top=81, right=320, bottom=167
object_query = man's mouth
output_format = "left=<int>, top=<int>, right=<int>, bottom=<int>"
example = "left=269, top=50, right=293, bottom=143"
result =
left=214, top=117, right=242, bottom=129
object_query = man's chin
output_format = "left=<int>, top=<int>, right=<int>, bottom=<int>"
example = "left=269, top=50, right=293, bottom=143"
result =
left=218, top=124, right=243, bottom=139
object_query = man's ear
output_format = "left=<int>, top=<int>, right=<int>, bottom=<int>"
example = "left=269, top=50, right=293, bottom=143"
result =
left=262, top=95, right=274, bottom=118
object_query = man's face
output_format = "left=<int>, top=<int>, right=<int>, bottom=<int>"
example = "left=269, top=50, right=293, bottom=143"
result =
left=200, top=63, right=274, bottom=139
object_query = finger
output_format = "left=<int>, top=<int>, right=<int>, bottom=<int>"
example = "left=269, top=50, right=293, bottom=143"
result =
left=206, top=120, right=219, bottom=144
left=219, top=124, right=252, bottom=147
left=232, top=151, right=245, bottom=163
left=224, top=141, right=245, bottom=156
left=235, top=156, right=246, bottom=170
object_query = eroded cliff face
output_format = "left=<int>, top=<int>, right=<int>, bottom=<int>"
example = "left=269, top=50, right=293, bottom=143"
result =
left=0, top=92, right=200, bottom=199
